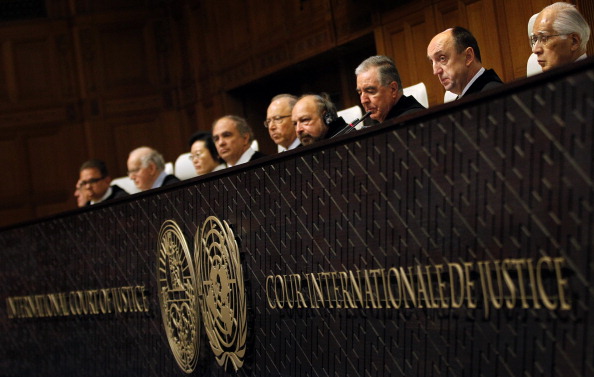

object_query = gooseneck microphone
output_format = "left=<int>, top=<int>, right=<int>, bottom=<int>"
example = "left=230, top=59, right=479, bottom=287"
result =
left=332, top=111, right=372, bottom=138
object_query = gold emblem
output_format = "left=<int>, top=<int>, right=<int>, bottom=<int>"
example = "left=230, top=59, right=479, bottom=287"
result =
left=157, top=220, right=200, bottom=374
left=195, top=216, right=247, bottom=371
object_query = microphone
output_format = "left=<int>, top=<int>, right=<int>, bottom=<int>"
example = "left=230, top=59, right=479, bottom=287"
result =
left=333, top=111, right=372, bottom=138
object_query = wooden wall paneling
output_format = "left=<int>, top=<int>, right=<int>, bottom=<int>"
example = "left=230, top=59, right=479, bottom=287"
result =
left=378, top=6, right=443, bottom=106
left=26, top=121, right=87, bottom=218
left=96, top=22, right=157, bottom=94
left=109, top=113, right=177, bottom=176
left=0, top=136, right=31, bottom=226
left=0, top=40, right=15, bottom=106
left=248, top=0, right=291, bottom=76
left=464, top=0, right=506, bottom=81
left=286, top=0, right=336, bottom=64
left=330, top=0, right=376, bottom=45
left=211, top=0, right=252, bottom=66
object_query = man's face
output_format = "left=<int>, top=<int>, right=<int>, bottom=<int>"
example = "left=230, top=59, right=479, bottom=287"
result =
left=190, top=140, right=219, bottom=175
left=212, top=118, right=249, bottom=166
left=79, top=167, right=110, bottom=202
left=292, top=96, right=326, bottom=146
left=127, top=154, right=156, bottom=191
left=356, top=67, right=399, bottom=122
left=427, top=30, right=470, bottom=95
left=266, top=99, right=296, bottom=149
left=531, top=10, right=578, bottom=72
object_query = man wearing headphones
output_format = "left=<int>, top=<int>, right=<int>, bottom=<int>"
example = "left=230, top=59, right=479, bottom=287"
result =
left=292, top=93, right=347, bottom=146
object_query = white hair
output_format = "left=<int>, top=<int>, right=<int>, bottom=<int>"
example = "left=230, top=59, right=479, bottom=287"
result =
left=544, top=2, right=591, bottom=51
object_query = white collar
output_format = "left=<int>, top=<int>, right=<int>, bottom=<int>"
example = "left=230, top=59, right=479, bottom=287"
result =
left=228, top=147, right=256, bottom=167
left=90, top=186, right=113, bottom=205
left=460, top=67, right=485, bottom=97
left=151, top=171, right=168, bottom=189
left=277, top=138, right=300, bottom=152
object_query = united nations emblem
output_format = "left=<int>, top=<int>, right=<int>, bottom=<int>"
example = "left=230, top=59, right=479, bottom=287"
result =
left=157, top=220, right=200, bottom=374
left=195, top=216, right=247, bottom=372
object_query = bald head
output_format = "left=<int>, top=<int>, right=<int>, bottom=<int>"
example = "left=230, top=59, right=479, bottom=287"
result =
left=127, top=146, right=165, bottom=191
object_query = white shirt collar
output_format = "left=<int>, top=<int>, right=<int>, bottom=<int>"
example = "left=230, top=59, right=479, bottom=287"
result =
left=151, top=171, right=168, bottom=189
left=277, top=138, right=300, bottom=152
left=228, top=147, right=256, bottom=167
left=90, top=186, right=113, bottom=205
left=576, top=53, right=587, bottom=62
left=460, top=67, right=485, bottom=97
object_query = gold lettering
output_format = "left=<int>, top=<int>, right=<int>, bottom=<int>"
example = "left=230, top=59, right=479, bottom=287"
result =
left=339, top=272, right=356, bottom=308
left=399, top=267, right=417, bottom=308
left=513, top=259, right=530, bottom=308
left=363, top=270, right=378, bottom=308
left=526, top=259, right=541, bottom=309
left=415, top=266, right=430, bottom=309
left=293, top=274, right=308, bottom=308
left=424, top=265, right=438, bottom=308
left=448, top=263, right=464, bottom=308
left=274, top=275, right=286, bottom=309
left=463, top=262, right=477, bottom=309
left=501, top=260, right=517, bottom=309
left=434, top=264, right=448, bottom=308
left=308, top=273, right=325, bottom=308
left=537, top=257, right=557, bottom=310
left=265, top=275, right=276, bottom=309
left=348, top=270, right=364, bottom=308
left=485, top=261, right=504, bottom=310
left=553, top=258, right=571, bottom=310
left=386, top=267, right=402, bottom=309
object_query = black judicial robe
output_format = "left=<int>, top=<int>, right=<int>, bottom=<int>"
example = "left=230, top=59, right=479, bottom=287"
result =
left=460, top=69, right=503, bottom=98
left=384, top=94, right=426, bottom=123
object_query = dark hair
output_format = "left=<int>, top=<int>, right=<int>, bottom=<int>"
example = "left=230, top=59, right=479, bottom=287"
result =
left=296, top=92, right=338, bottom=125
left=451, top=26, right=482, bottom=63
left=188, top=131, right=222, bottom=163
left=80, top=159, right=108, bottom=177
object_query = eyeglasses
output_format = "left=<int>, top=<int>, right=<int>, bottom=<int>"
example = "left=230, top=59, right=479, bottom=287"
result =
left=188, top=153, right=203, bottom=161
left=127, top=168, right=141, bottom=176
left=264, top=115, right=291, bottom=128
left=529, top=33, right=569, bottom=48
left=79, top=177, right=105, bottom=186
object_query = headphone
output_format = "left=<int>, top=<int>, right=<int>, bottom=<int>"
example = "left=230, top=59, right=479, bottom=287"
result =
left=323, top=111, right=335, bottom=126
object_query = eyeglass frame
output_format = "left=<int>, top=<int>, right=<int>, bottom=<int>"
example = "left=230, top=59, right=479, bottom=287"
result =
left=79, top=176, right=106, bottom=186
left=529, top=33, right=570, bottom=48
left=263, top=115, right=291, bottom=128
left=188, top=152, right=203, bottom=161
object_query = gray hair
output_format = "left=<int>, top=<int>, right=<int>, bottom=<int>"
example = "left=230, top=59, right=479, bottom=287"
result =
left=140, top=148, right=165, bottom=172
left=355, top=55, right=403, bottom=93
left=545, top=2, right=591, bottom=51
left=215, top=115, right=255, bottom=142
left=271, top=94, right=298, bottom=109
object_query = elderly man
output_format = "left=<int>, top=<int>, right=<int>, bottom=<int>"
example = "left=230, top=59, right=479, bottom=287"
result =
left=355, top=55, right=425, bottom=123
left=427, top=26, right=503, bottom=99
left=531, top=2, right=590, bottom=72
left=265, top=94, right=300, bottom=152
left=127, top=146, right=180, bottom=191
left=292, top=94, right=347, bottom=146
left=212, top=115, right=266, bottom=167
left=76, top=159, right=128, bottom=206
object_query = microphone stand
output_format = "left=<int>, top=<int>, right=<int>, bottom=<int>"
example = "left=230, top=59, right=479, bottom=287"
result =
left=332, top=111, right=372, bottom=138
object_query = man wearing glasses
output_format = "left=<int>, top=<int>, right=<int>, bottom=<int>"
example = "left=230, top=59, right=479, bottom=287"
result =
left=76, top=159, right=128, bottom=207
left=531, top=2, right=590, bottom=72
left=265, top=94, right=300, bottom=152
left=427, top=26, right=503, bottom=99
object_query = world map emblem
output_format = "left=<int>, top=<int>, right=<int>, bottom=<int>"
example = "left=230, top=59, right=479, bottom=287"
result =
left=156, top=220, right=200, bottom=374
left=195, top=216, right=247, bottom=372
